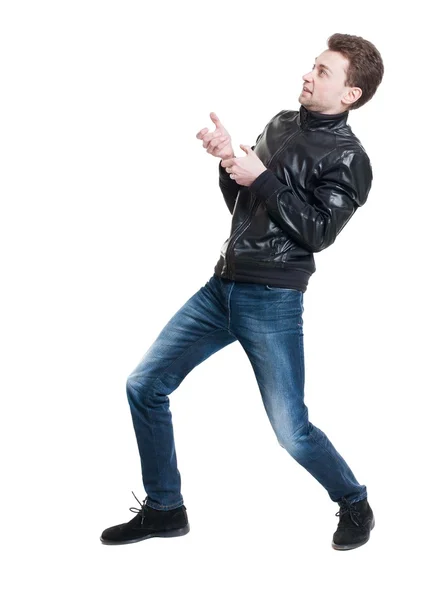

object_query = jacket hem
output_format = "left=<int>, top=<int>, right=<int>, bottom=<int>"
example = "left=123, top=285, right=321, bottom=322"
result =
left=213, top=256, right=313, bottom=293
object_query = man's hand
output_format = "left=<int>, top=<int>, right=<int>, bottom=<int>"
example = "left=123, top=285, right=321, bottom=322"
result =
left=221, top=145, right=267, bottom=186
left=196, top=112, right=234, bottom=159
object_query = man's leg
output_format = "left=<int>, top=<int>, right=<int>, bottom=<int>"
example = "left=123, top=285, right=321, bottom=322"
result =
left=228, top=280, right=367, bottom=504
left=126, top=274, right=237, bottom=510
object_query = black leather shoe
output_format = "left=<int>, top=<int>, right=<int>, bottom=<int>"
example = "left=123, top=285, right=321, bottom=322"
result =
left=332, top=497, right=375, bottom=551
left=100, top=492, right=190, bottom=545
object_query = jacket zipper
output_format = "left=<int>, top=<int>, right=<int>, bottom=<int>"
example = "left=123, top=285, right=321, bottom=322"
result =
left=225, top=128, right=301, bottom=279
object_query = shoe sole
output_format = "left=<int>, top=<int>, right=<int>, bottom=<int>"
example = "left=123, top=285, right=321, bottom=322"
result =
left=100, top=523, right=190, bottom=545
left=331, top=516, right=375, bottom=551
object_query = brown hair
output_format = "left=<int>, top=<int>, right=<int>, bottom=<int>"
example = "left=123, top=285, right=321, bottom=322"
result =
left=327, top=33, right=384, bottom=110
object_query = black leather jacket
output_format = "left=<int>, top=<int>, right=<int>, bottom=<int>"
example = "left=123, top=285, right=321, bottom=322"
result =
left=214, top=104, right=373, bottom=292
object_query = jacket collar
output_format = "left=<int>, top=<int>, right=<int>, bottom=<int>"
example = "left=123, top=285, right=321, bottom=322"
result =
left=298, top=104, right=349, bottom=131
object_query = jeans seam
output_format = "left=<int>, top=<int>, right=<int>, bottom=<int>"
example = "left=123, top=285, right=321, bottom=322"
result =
left=227, top=282, right=235, bottom=332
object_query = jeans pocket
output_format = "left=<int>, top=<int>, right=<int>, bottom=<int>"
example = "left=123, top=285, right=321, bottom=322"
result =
left=265, top=284, right=299, bottom=292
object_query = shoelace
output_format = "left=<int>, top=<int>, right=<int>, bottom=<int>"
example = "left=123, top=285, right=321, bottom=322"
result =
left=335, top=498, right=361, bottom=528
left=129, top=491, right=148, bottom=525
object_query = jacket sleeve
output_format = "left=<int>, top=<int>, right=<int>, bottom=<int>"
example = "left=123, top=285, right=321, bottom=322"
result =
left=248, top=150, right=373, bottom=252
left=218, top=135, right=262, bottom=215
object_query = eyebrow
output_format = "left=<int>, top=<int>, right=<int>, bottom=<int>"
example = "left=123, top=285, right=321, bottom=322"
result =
left=314, top=57, right=333, bottom=75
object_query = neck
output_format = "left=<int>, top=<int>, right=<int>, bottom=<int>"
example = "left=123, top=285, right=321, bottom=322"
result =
left=298, top=104, right=349, bottom=131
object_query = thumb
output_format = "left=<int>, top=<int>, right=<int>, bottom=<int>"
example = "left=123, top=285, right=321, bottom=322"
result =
left=210, top=112, right=222, bottom=129
left=240, top=144, right=251, bottom=154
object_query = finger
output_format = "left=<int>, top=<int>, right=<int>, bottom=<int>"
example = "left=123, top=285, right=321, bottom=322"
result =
left=202, top=132, right=216, bottom=147
left=206, top=139, right=227, bottom=156
left=215, top=138, right=230, bottom=150
left=202, top=130, right=223, bottom=148
left=221, top=158, right=234, bottom=167
left=240, top=143, right=251, bottom=154
left=210, top=112, right=222, bottom=130
left=196, top=127, right=209, bottom=139
left=207, top=135, right=228, bottom=152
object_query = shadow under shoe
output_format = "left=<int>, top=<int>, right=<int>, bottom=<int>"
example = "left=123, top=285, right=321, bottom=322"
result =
left=100, top=492, right=190, bottom=545
left=332, top=497, right=375, bottom=551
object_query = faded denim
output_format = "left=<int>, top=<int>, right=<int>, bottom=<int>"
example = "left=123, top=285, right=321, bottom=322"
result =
left=126, top=274, right=367, bottom=510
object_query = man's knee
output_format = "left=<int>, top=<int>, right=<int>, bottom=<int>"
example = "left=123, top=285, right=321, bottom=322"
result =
left=126, top=372, right=178, bottom=407
left=277, top=422, right=312, bottom=457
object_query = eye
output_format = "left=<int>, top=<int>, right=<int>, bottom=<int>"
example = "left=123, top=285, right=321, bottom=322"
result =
left=312, top=64, right=327, bottom=75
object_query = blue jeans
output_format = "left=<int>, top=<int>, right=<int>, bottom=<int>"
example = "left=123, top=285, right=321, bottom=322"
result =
left=126, top=274, right=367, bottom=510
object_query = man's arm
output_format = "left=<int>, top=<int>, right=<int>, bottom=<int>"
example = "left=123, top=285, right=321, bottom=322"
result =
left=248, top=150, right=373, bottom=252
left=218, top=135, right=262, bottom=215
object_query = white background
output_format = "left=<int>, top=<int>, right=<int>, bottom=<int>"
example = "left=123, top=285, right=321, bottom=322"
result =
left=1, top=0, right=425, bottom=598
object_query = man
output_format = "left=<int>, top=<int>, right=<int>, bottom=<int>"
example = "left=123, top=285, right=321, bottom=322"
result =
left=100, top=33, right=384, bottom=551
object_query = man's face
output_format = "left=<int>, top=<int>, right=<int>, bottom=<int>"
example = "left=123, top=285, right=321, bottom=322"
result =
left=299, top=49, right=361, bottom=114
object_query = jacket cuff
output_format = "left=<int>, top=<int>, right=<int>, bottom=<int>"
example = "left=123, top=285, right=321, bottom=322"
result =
left=219, top=158, right=232, bottom=177
left=249, top=169, right=285, bottom=199
left=219, top=159, right=228, bottom=179
left=219, top=159, right=241, bottom=190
